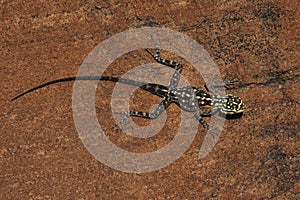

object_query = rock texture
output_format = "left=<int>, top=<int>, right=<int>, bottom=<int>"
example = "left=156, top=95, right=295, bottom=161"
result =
left=1, top=0, right=299, bottom=199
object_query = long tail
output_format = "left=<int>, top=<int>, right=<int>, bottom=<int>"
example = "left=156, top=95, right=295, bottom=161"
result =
left=11, top=76, right=147, bottom=101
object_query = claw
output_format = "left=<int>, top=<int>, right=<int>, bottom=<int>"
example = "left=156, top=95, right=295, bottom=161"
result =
left=224, top=76, right=240, bottom=89
left=114, top=111, right=130, bottom=127
left=145, top=49, right=155, bottom=57
left=113, top=111, right=135, bottom=133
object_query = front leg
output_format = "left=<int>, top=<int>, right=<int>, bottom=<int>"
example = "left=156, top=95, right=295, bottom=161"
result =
left=205, top=76, right=239, bottom=92
left=194, top=110, right=211, bottom=129
left=146, top=48, right=183, bottom=88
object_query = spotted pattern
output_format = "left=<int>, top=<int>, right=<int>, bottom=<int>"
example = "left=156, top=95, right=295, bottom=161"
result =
left=12, top=48, right=245, bottom=129
left=118, top=48, right=245, bottom=129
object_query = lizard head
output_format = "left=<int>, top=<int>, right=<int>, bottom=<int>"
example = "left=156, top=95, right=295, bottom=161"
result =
left=212, top=94, right=245, bottom=115
left=221, top=94, right=245, bottom=115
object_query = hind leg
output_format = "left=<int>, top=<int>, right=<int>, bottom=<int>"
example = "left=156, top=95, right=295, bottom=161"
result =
left=146, top=48, right=183, bottom=88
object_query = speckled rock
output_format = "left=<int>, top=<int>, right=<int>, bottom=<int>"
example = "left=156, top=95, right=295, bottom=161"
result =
left=1, top=0, right=299, bottom=199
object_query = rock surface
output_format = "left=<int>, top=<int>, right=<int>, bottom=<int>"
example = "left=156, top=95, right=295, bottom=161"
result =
left=1, top=0, right=299, bottom=199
